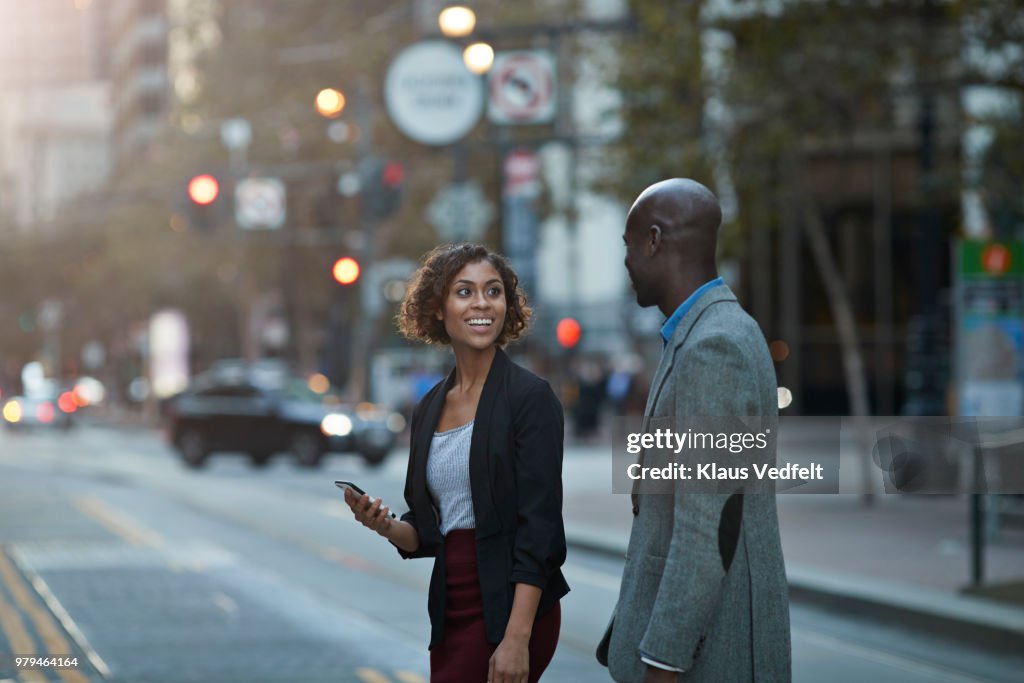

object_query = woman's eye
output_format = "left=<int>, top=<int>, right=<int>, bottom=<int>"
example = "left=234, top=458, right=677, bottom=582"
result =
left=488, top=287, right=502, bottom=297
left=456, top=287, right=470, bottom=296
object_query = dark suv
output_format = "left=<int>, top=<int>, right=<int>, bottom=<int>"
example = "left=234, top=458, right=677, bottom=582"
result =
left=164, top=368, right=401, bottom=469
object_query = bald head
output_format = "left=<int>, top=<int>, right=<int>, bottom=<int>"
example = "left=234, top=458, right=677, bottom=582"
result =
left=622, top=178, right=722, bottom=313
left=628, top=178, right=721, bottom=263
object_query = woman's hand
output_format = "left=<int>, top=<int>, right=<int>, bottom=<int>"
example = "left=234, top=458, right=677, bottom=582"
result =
left=344, top=488, right=392, bottom=537
left=488, top=632, right=530, bottom=683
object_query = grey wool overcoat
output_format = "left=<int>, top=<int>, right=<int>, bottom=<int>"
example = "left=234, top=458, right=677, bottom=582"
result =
left=598, top=285, right=792, bottom=682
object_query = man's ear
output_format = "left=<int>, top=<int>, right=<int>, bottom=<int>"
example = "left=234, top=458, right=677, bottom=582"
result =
left=647, top=224, right=663, bottom=255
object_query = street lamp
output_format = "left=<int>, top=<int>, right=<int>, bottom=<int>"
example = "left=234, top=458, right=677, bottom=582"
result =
left=438, top=5, right=476, bottom=38
left=315, top=87, right=346, bottom=119
left=463, top=42, right=495, bottom=74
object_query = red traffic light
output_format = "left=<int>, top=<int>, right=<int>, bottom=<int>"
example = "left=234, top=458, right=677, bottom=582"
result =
left=188, top=174, right=220, bottom=205
left=556, top=317, right=581, bottom=349
left=381, top=161, right=404, bottom=187
left=332, top=257, right=360, bottom=285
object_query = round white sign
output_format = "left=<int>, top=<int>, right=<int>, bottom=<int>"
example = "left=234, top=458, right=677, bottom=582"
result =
left=385, top=41, right=484, bottom=146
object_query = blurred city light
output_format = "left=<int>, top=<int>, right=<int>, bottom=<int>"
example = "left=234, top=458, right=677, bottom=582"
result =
left=777, top=387, right=794, bottom=410
left=326, top=120, right=350, bottom=143
left=769, top=340, right=790, bottom=362
left=36, top=401, right=55, bottom=424
left=2, top=400, right=22, bottom=424
left=556, top=317, right=581, bottom=348
left=315, top=88, right=346, bottom=118
left=332, top=257, right=361, bottom=285
left=308, top=373, right=330, bottom=394
left=73, top=377, right=106, bottom=405
left=57, top=392, right=77, bottom=414
left=438, top=6, right=476, bottom=38
left=463, top=42, right=494, bottom=74
left=381, top=161, right=404, bottom=187
left=320, top=413, right=353, bottom=437
left=187, top=174, right=219, bottom=205
left=337, top=172, right=361, bottom=197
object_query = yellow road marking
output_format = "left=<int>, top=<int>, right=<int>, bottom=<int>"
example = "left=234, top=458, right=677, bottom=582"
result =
left=0, top=574, right=46, bottom=683
left=0, top=551, right=88, bottom=683
left=394, top=671, right=427, bottom=683
left=73, top=496, right=163, bottom=548
left=355, top=668, right=392, bottom=683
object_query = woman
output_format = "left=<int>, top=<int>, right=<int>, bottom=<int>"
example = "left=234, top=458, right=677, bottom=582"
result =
left=345, top=243, right=569, bottom=683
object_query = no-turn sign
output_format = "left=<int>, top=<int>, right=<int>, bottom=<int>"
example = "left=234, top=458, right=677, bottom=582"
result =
left=488, top=50, right=557, bottom=125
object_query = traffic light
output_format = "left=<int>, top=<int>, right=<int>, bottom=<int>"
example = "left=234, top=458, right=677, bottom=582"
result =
left=332, top=257, right=360, bottom=285
left=184, top=173, right=225, bottom=231
left=556, top=317, right=581, bottom=349
left=363, top=158, right=404, bottom=220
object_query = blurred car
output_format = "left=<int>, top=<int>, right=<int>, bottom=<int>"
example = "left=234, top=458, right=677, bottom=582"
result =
left=163, top=363, right=405, bottom=469
left=2, top=390, right=77, bottom=431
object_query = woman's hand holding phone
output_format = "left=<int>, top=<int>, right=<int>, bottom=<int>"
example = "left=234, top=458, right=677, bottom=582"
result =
left=343, top=486, right=394, bottom=538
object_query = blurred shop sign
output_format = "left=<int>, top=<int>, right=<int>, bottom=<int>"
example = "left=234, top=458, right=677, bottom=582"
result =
left=385, top=41, right=483, bottom=146
left=427, top=181, right=494, bottom=242
left=488, top=50, right=557, bottom=125
left=955, top=240, right=1024, bottom=416
left=503, top=149, right=542, bottom=199
left=235, top=177, right=286, bottom=230
left=502, top=150, right=541, bottom=297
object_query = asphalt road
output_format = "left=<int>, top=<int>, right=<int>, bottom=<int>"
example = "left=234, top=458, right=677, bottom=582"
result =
left=0, top=423, right=1019, bottom=682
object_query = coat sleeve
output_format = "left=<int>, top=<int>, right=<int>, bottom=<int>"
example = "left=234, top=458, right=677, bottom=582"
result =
left=394, top=397, right=438, bottom=559
left=509, top=380, right=567, bottom=587
left=638, top=333, right=759, bottom=670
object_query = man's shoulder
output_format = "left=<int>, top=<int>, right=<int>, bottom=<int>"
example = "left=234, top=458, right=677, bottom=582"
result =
left=687, top=299, right=760, bottom=344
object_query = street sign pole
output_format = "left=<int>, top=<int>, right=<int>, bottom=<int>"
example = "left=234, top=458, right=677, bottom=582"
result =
left=347, top=78, right=379, bottom=402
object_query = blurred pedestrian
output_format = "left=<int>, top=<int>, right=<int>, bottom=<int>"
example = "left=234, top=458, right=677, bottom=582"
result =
left=572, top=357, right=606, bottom=441
left=344, top=243, right=569, bottom=683
left=597, top=179, right=791, bottom=681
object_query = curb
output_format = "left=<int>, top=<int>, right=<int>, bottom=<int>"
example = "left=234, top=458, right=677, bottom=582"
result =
left=564, top=524, right=1024, bottom=657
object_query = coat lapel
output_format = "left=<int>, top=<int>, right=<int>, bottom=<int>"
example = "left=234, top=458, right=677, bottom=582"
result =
left=632, top=286, right=739, bottom=511
left=411, top=367, right=455, bottom=528
left=468, top=348, right=508, bottom=535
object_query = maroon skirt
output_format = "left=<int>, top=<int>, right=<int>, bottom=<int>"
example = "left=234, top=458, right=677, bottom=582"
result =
left=430, top=529, right=561, bottom=683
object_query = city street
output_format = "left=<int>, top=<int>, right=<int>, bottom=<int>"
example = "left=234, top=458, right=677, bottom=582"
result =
left=0, top=424, right=1020, bottom=682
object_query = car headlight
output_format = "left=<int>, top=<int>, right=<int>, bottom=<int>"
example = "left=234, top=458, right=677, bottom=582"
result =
left=320, top=413, right=353, bottom=437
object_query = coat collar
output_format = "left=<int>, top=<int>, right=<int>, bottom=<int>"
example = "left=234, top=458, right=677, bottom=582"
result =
left=644, top=285, right=738, bottom=415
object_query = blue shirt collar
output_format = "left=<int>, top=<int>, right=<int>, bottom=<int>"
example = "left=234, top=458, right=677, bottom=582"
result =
left=660, top=277, right=725, bottom=345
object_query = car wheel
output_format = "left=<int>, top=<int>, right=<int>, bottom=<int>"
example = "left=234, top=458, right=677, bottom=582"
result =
left=179, top=429, right=209, bottom=468
left=361, top=448, right=389, bottom=468
left=291, top=431, right=324, bottom=468
left=249, top=450, right=273, bottom=468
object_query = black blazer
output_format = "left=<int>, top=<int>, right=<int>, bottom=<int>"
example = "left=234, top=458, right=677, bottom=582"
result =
left=396, top=347, right=570, bottom=647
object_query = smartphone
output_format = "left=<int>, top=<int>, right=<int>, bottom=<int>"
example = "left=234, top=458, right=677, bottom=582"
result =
left=335, top=481, right=396, bottom=519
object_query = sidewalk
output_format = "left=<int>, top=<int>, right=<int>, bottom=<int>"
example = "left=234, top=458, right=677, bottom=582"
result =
left=560, top=442, right=1024, bottom=655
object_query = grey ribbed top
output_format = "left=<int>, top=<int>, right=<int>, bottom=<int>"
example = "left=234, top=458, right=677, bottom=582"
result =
left=426, top=420, right=476, bottom=536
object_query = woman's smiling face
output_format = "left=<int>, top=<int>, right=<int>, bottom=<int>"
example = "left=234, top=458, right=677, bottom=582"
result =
left=438, top=260, right=507, bottom=351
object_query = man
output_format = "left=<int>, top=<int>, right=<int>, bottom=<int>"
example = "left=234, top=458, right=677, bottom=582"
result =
left=597, top=179, right=791, bottom=682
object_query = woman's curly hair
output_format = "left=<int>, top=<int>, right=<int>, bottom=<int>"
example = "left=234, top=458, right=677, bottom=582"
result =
left=397, top=243, right=532, bottom=346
